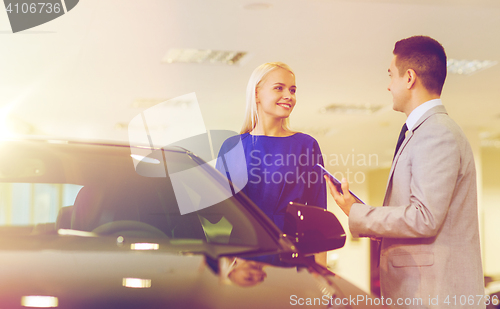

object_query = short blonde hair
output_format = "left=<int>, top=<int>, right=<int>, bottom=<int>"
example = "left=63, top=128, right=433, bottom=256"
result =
left=240, top=62, right=295, bottom=134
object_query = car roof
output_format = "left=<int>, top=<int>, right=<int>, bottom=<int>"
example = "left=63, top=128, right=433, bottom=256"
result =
left=0, top=136, right=194, bottom=185
left=0, top=135, right=188, bottom=151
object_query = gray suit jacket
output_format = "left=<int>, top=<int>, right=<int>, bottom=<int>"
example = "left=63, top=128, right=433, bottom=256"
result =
left=349, top=105, right=484, bottom=308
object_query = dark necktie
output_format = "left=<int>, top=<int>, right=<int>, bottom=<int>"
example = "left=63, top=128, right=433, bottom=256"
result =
left=393, top=123, right=408, bottom=159
left=376, top=123, right=409, bottom=267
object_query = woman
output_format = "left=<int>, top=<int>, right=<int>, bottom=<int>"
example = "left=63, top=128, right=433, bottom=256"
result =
left=217, top=61, right=326, bottom=235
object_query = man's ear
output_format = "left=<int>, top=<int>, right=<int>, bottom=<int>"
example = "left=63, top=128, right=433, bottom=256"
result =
left=406, top=69, right=417, bottom=89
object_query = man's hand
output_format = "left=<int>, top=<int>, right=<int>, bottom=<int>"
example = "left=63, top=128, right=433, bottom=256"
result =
left=324, top=176, right=355, bottom=216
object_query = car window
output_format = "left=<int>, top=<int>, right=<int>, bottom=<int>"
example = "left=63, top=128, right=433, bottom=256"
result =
left=0, top=183, right=83, bottom=226
left=0, top=142, right=279, bottom=252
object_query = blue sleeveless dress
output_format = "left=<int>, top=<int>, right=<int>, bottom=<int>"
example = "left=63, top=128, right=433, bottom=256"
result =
left=216, top=132, right=326, bottom=230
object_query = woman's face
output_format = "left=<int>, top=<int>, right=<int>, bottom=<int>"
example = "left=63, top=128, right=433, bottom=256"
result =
left=255, top=67, right=296, bottom=121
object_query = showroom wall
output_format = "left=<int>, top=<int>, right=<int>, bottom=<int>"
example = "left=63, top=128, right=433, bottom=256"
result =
left=481, top=146, right=500, bottom=276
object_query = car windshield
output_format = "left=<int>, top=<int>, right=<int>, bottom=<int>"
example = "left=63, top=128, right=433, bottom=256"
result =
left=0, top=140, right=279, bottom=253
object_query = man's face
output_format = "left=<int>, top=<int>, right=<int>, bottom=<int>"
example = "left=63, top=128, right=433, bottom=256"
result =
left=387, top=56, right=409, bottom=113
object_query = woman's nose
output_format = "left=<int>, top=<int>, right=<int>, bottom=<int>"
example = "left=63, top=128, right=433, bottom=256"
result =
left=283, top=89, right=293, bottom=100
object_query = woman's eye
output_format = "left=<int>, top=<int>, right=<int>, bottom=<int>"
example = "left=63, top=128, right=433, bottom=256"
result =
left=290, top=88, right=296, bottom=94
left=275, top=86, right=282, bottom=91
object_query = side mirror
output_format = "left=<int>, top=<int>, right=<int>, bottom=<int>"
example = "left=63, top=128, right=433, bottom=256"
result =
left=283, top=202, right=346, bottom=255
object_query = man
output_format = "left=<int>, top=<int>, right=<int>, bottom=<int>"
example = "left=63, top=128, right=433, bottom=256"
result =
left=325, top=36, right=484, bottom=308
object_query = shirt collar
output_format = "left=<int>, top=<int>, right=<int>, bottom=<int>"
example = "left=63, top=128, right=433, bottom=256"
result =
left=406, top=99, right=442, bottom=131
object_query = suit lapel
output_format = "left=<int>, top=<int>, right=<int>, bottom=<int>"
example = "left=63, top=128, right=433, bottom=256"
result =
left=382, top=105, right=448, bottom=205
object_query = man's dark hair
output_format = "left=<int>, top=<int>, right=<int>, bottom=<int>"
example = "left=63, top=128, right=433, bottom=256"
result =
left=393, top=36, right=447, bottom=95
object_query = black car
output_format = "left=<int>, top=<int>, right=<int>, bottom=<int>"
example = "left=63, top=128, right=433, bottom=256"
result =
left=0, top=138, right=387, bottom=309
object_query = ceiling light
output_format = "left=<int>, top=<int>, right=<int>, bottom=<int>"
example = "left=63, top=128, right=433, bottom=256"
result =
left=162, top=49, right=247, bottom=65
left=131, top=243, right=159, bottom=250
left=57, top=229, right=96, bottom=237
left=122, top=278, right=152, bottom=289
left=320, top=104, right=383, bottom=114
left=481, top=140, right=500, bottom=148
left=21, top=296, right=58, bottom=308
left=480, top=131, right=500, bottom=148
left=447, top=59, right=498, bottom=75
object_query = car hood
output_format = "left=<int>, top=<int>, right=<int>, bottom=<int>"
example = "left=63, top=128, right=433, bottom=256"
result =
left=0, top=236, right=345, bottom=309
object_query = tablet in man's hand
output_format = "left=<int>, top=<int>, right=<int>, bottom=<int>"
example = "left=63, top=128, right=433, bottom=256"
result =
left=316, top=164, right=365, bottom=204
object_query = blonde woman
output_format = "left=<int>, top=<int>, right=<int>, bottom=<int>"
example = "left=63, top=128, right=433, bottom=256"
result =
left=216, top=62, right=326, bottom=233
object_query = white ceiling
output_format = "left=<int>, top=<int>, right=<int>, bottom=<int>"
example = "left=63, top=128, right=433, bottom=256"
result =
left=1, top=0, right=499, bottom=172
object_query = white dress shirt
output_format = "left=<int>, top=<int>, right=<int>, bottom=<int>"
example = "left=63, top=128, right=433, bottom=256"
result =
left=406, top=99, right=443, bottom=131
